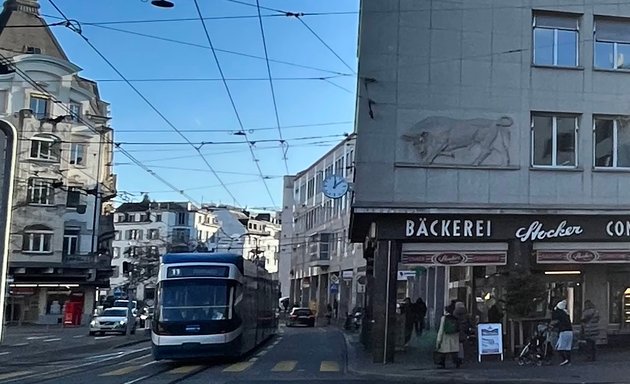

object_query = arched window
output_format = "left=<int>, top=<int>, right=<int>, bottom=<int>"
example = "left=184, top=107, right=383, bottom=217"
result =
left=22, top=224, right=53, bottom=253
left=30, top=134, right=60, bottom=161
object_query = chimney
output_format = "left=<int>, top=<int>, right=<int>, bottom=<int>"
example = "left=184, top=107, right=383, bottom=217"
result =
left=3, top=0, right=39, bottom=15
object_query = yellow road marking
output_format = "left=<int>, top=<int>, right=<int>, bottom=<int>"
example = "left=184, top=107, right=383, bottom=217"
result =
left=0, top=371, right=32, bottom=380
left=168, top=365, right=203, bottom=374
left=320, top=361, right=340, bottom=372
left=223, top=362, right=253, bottom=372
left=271, top=360, right=297, bottom=372
left=99, top=366, right=142, bottom=376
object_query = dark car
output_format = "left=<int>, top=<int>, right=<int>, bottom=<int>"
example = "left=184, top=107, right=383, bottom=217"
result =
left=287, top=308, right=315, bottom=327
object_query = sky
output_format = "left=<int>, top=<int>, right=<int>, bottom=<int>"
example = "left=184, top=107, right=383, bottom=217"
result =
left=37, top=0, right=359, bottom=211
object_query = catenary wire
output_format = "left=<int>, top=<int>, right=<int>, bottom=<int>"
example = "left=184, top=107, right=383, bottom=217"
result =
left=48, top=0, right=242, bottom=206
left=254, top=0, right=288, bottom=173
left=79, top=23, right=352, bottom=76
left=192, top=0, right=276, bottom=207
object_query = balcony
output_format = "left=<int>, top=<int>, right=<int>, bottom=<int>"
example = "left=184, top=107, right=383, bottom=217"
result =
left=307, top=233, right=331, bottom=268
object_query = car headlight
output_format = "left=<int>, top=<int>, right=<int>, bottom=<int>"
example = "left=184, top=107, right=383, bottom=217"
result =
left=119, top=320, right=127, bottom=326
left=90, top=320, right=97, bottom=327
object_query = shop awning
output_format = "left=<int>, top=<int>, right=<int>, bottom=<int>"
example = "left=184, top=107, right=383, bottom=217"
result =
left=534, top=242, right=630, bottom=264
left=401, top=243, right=508, bottom=266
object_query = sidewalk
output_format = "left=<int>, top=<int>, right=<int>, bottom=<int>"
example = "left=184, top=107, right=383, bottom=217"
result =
left=344, top=329, right=630, bottom=383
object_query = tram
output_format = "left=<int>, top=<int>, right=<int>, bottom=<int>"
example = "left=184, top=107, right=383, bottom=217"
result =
left=151, top=252, right=277, bottom=360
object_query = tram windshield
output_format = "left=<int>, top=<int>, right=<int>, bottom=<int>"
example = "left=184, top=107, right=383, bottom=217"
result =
left=158, top=279, right=233, bottom=321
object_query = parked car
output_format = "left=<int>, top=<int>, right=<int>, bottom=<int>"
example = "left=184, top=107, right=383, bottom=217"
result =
left=286, top=307, right=315, bottom=327
left=89, top=307, right=137, bottom=336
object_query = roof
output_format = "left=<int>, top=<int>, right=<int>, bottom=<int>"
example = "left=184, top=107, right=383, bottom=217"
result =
left=0, top=0, right=68, bottom=61
left=162, top=252, right=243, bottom=271
left=116, top=201, right=189, bottom=213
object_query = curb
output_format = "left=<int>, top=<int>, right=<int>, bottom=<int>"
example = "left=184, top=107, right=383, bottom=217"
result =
left=342, top=332, right=622, bottom=384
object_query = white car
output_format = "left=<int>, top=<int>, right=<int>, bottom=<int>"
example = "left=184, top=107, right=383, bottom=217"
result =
left=89, top=307, right=137, bottom=336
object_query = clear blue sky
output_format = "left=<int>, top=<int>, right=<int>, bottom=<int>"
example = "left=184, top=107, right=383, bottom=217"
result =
left=38, top=0, right=359, bottom=210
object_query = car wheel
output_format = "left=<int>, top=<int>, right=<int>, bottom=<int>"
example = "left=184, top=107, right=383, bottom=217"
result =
left=88, top=331, right=95, bottom=336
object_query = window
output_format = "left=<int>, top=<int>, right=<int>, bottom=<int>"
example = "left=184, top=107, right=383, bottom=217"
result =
left=113, top=247, right=120, bottom=259
left=176, top=212, right=187, bottom=225
left=148, top=229, right=160, bottom=240
left=62, top=228, right=80, bottom=256
left=531, top=114, right=578, bottom=167
left=125, top=229, right=143, bottom=240
left=533, top=13, right=579, bottom=67
left=27, top=178, right=54, bottom=205
left=594, top=18, right=630, bottom=70
left=315, top=172, right=323, bottom=196
left=114, top=231, right=121, bottom=240
left=172, top=228, right=190, bottom=244
left=594, top=117, right=630, bottom=167
left=307, top=178, right=315, bottom=199
left=22, top=225, right=53, bottom=253
left=69, top=101, right=82, bottom=122
left=155, top=213, right=162, bottom=222
left=69, top=143, right=86, bottom=166
left=30, top=135, right=60, bottom=161
left=198, top=230, right=203, bottom=240
left=66, top=187, right=81, bottom=207
left=29, top=95, right=49, bottom=119
left=25, top=46, right=41, bottom=54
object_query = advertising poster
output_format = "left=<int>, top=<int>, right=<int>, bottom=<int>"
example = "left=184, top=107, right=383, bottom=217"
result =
left=477, top=323, right=503, bottom=362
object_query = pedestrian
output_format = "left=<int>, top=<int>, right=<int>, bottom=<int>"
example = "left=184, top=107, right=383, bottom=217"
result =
left=453, top=301, right=471, bottom=365
left=414, top=297, right=427, bottom=337
left=488, top=300, right=504, bottom=324
left=326, top=303, right=333, bottom=325
left=401, top=298, right=414, bottom=344
left=333, top=299, right=339, bottom=319
left=580, top=300, right=600, bottom=362
left=435, top=305, right=461, bottom=368
left=552, top=299, right=573, bottom=366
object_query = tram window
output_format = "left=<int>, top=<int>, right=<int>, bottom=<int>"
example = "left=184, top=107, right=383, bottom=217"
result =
left=159, top=280, right=233, bottom=321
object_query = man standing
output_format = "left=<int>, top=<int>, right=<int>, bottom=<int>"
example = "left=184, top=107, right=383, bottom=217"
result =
left=581, top=300, right=600, bottom=362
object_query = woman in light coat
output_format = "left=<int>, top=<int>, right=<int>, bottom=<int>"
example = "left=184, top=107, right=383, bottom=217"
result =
left=436, top=306, right=461, bottom=368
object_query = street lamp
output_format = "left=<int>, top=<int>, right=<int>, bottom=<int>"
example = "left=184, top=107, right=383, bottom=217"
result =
left=151, top=0, right=175, bottom=7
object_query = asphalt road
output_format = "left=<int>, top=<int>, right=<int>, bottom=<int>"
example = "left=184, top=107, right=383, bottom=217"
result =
left=0, top=325, right=516, bottom=384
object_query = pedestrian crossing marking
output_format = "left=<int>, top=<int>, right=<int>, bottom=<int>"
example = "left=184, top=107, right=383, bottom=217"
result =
left=271, top=360, right=297, bottom=372
left=100, top=365, right=142, bottom=376
left=223, top=362, right=253, bottom=372
left=0, top=371, right=32, bottom=380
left=168, top=365, right=203, bottom=374
left=319, top=361, right=340, bottom=372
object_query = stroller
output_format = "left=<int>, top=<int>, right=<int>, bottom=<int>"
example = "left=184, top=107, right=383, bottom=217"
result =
left=518, top=323, right=554, bottom=366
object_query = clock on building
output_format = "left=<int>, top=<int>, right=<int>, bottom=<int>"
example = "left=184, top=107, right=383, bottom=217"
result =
left=322, top=174, right=349, bottom=199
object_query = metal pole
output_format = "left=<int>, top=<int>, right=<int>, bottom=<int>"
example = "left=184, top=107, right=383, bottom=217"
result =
left=383, top=241, right=391, bottom=364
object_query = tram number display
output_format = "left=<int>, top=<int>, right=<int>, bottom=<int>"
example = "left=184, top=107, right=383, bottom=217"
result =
left=167, top=266, right=229, bottom=278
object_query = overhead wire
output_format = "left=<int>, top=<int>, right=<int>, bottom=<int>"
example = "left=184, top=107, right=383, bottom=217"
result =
left=47, top=0, right=241, bottom=206
left=254, top=0, right=288, bottom=173
left=192, top=0, right=276, bottom=207
left=79, top=23, right=352, bottom=76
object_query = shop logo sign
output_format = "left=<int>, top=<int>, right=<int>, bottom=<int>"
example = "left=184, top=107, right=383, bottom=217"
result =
left=405, top=218, right=492, bottom=238
left=435, top=253, right=465, bottom=265
left=569, top=250, right=597, bottom=263
left=515, top=220, right=583, bottom=242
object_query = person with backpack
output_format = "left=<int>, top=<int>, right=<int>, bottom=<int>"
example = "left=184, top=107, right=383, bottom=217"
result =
left=435, top=305, right=461, bottom=368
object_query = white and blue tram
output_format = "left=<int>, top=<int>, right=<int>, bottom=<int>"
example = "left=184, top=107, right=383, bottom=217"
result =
left=151, top=253, right=278, bottom=360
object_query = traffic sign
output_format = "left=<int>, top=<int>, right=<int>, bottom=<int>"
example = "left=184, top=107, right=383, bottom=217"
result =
left=330, top=274, right=340, bottom=284
left=330, top=283, right=339, bottom=294
left=113, top=287, right=123, bottom=298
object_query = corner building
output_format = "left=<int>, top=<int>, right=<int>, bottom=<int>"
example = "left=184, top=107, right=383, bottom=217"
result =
left=350, top=0, right=630, bottom=362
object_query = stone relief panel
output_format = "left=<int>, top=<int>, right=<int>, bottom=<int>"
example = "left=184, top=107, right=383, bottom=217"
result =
left=400, top=116, right=514, bottom=167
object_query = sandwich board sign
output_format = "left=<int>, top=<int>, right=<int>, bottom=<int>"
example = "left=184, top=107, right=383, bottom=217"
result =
left=0, top=121, right=17, bottom=344
left=477, top=323, right=503, bottom=362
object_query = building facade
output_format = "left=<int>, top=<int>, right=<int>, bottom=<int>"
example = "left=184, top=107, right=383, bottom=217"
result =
left=208, top=207, right=281, bottom=276
left=282, top=134, right=363, bottom=318
left=0, top=0, right=116, bottom=325
left=110, top=199, right=218, bottom=302
left=351, top=0, right=630, bottom=362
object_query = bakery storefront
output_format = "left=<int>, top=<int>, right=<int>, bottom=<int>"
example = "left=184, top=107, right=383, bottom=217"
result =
left=352, top=211, right=630, bottom=352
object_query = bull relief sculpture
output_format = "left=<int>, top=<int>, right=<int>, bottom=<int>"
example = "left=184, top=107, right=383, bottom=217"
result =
left=401, top=116, right=513, bottom=166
